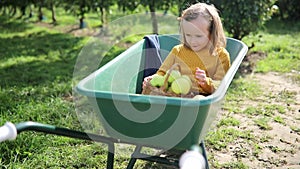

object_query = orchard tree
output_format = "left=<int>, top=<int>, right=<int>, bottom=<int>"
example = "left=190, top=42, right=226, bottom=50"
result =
left=210, top=0, right=276, bottom=40
left=31, top=0, right=59, bottom=23
left=177, top=0, right=200, bottom=16
left=16, top=0, right=30, bottom=18
left=93, top=0, right=115, bottom=26
left=1, top=0, right=57, bottom=23
left=117, top=0, right=139, bottom=13
left=64, top=0, right=94, bottom=28
left=2, top=0, right=33, bottom=18
left=140, top=0, right=174, bottom=34
left=275, top=0, right=300, bottom=21
left=47, top=0, right=60, bottom=23
left=140, top=0, right=159, bottom=34
left=32, top=0, right=46, bottom=21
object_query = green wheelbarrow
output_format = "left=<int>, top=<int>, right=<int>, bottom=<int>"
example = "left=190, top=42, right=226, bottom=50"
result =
left=0, top=34, right=248, bottom=169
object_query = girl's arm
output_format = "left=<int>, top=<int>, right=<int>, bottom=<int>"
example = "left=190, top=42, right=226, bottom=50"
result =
left=142, top=48, right=177, bottom=89
left=196, top=48, right=231, bottom=94
left=156, top=49, right=177, bottom=76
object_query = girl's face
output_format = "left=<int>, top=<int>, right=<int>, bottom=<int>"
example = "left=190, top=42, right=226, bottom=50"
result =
left=182, top=16, right=211, bottom=52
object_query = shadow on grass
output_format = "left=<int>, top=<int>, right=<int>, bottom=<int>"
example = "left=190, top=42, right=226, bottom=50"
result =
left=0, top=31, right=83, bottom=87
left=0, top=15, right=33, bottom=34
left=264, top=18, right=300, bottom=35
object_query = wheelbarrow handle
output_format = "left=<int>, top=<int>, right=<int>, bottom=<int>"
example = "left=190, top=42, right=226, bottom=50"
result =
left=0, top=122, right=17, bottom=143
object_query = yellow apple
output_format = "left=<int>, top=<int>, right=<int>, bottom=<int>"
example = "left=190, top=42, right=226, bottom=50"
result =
left=150, top=74, right=165, bottom=87
left=181, top=75, right=192, bottom=86
left=167, top=70, right=181, bottom=83
left=171, top=77, right=191, bottom=95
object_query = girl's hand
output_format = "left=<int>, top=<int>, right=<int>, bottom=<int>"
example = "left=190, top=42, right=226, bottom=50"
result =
left=142, top=75, right=154, bottom=89
left=195, top=67, right=215, bottom=93
left=195, top=67, right=207, bottom=86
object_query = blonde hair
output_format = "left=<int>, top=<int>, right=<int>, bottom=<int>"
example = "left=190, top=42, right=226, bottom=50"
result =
left=178, top=3, right=226, bottom=56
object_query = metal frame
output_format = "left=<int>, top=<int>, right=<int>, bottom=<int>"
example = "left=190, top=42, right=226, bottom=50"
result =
left=14, top=121, right=209, bottom=169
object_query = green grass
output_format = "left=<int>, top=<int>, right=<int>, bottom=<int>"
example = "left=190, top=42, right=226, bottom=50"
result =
left=273, top=116, right=285, bottom=124
left=0, top=10, right=300, bottom=169
left=206, top=128, right=253, bottom=151
left=215, top=161, right=249, bottom=169
left=243, top=19, right=300, bottom=75
left=254, top=117, right=272, bottom=130
left=242, top=104, right=287, bottom=116
left=217, top=117, right=240, bottom=127
left=0, top=15, right=89, bottom=168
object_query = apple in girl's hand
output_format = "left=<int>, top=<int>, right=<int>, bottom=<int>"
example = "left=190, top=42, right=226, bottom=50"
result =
left=171, top=77, right=191, bottom=95
left=150, top=74, right=165, bottom=87
left=167, top=70, right=181, bottom=83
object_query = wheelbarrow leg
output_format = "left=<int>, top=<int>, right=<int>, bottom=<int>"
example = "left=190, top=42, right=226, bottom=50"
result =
left=199, top=140, right=210, bottom=169
left=126, top=145, right=142, bottom=169
left=107, top=142, right=115, bottom=169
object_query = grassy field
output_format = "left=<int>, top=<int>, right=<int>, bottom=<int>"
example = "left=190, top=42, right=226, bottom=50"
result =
left=0, top=9, right=299, bottom=169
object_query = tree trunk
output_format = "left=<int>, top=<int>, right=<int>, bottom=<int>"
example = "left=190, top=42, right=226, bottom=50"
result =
left=149, top=1, right=158, bottom=34
left=100, top=7, right=105, bottom=25
left=29, top=5, right=33, bottom=18
left=50, top=1, right=56, bottom=23
left=38, top=6, right=44, bottom=21
left=79, top=16, right=85, bottom=29
left=20, top=6, right=26, bottom=18
left=79, top=6, right=86, bottom=29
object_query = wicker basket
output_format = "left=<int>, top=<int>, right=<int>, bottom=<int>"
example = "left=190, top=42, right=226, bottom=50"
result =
left=142, top=63, right=195, bottom=98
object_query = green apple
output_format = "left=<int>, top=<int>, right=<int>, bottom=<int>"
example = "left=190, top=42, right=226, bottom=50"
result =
left=181, top=75, right=192, bottom=86
left=171, top=77, right=191, bottom=95
left=167, top=70, right=181, bottom=83
left=150, top=74, right=165, bottom=87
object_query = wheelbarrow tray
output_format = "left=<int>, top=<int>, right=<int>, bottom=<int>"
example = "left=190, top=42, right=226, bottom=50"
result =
left=75, top=34, right=248, bottom=150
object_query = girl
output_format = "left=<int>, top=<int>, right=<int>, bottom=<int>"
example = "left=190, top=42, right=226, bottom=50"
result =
left=144, top=2, right=231, bottom=95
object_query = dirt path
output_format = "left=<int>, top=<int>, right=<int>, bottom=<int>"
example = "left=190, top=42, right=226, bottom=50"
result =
left=210, top=72, right=300, bottom=169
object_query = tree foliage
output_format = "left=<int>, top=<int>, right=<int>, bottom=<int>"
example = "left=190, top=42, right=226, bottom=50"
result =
left=275, top=0, right=300, bottom=21
left=93, top=0, right=115, bottom=25
left=0, top=0, right=287, bottom=39
left=210, top=0, right=276, bottom=40
left=117, top=0, right=139, bottom=12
